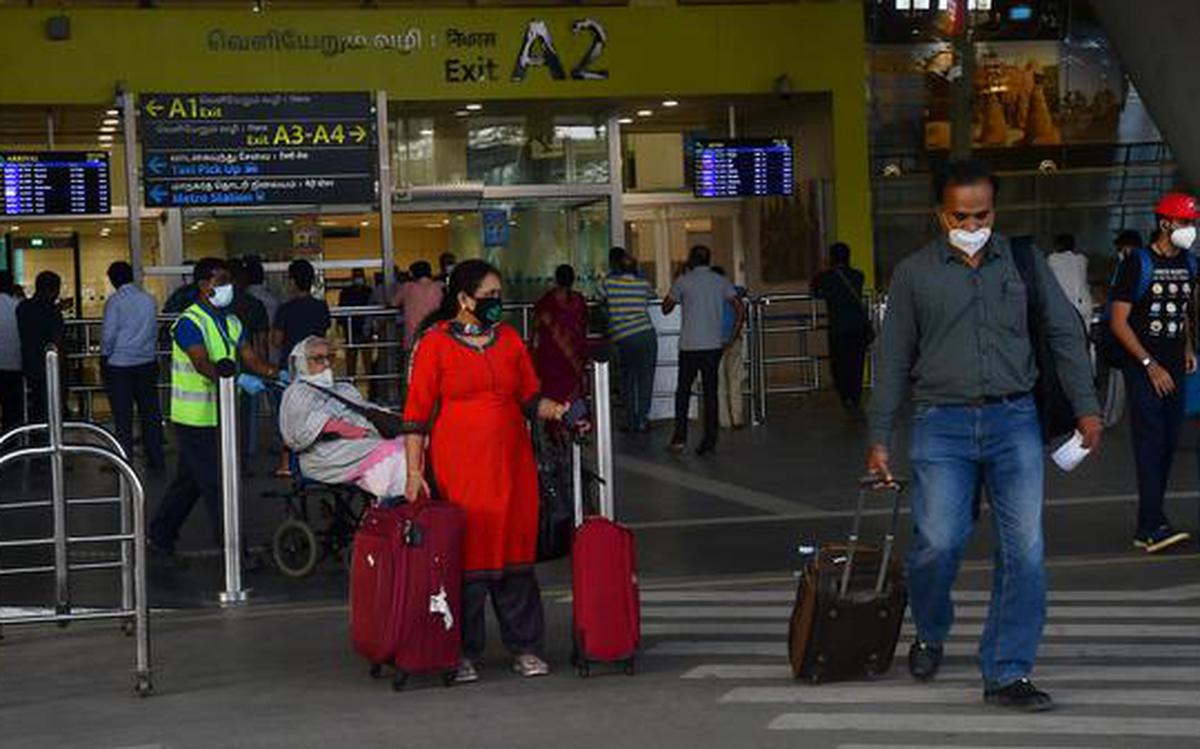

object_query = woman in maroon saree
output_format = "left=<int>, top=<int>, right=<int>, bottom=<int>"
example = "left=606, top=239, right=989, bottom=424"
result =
left=532, top=264, right=589, bottom=403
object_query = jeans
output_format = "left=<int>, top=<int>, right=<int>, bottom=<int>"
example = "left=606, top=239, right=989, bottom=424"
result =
left=105, top=361, right=165, bottom=467
left=1124, top=363, right=1185, bottom=535
left=672, top=348, right=722, bottom=449
left=907, top=395, right=1045, bottom=688
left=0, top=369, right=24, bottom=433
left=461, top=571, right=546, bottom=659
left=150, top=424, right=223, bottom=552
left=616, top=330, right=657, bottom=431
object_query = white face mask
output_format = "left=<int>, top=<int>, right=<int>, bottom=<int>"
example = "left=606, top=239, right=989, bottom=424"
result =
left=303, top=368, right=334, bottom=388
left=948, top=227, right=992, bottom=257
left=1170, top=226, right=1197, bottom=251
left=210, top=283, right=234, bottom=308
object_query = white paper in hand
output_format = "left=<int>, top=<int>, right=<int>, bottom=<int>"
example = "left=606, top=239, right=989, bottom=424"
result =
left=1051, top=431, right=1090, bottom=472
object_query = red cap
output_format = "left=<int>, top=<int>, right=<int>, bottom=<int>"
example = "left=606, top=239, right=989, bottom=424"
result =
left=1155, top=192, right=1200, bottom=220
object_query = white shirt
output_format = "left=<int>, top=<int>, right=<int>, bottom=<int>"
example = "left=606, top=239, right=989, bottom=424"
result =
left=1047, top=251, right=1092, bottom=323
left=0, top=293, right=21, bottom=371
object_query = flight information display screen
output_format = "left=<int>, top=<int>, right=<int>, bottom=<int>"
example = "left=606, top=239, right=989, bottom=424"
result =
left=1, top=152, right=112, bottom=215
left=693, top=138, right=794, bottom=198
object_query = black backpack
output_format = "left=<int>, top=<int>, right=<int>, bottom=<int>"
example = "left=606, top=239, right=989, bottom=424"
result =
left=1009, top=236, right=1080, bottom=443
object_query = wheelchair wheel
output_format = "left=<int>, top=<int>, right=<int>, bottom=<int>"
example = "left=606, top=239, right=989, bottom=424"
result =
left=272, top=518, right=318, bottom=578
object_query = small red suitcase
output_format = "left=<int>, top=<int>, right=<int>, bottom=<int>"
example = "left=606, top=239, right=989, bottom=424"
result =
left=570, top=428, right=639, bottom=677
left=349, top=499, right=465, bottom=690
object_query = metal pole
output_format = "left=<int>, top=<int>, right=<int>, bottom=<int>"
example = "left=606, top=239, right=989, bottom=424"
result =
left=45, top=346, right=70, bottom=618
left=376, top=91, right=394, bottom=299
left=757, top=298, right=769, bottom=422
left=217, top=364, right=248, bottom=605
left=606, top=114, right=624, bottom=250
left=592, top=360, right=614, bottom=519
left=121, top=92, right=144, bottom=283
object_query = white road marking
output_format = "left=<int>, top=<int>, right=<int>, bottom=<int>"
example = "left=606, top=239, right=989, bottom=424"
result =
left=617, top=455, right=818, bottom=515
left=636, top=584, right=1200, bottom=604
left=648, top=640, right=1200, bottom=659
left=681, top=663, right=1200, bottom=683
left=767, top=713, right=1200, bottom=737
left=835, top=745, right=1101, bottom=749
left=640, top=605, right=1200, bottom=620
left=644, top=621, right=1200, bottom=639
left=722, top=685, right=1200, bottom=707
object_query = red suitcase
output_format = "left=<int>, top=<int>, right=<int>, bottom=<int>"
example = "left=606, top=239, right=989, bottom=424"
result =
left=349, top=500, right=465, bottom=690
left=569, top=426, right=639, bottom=677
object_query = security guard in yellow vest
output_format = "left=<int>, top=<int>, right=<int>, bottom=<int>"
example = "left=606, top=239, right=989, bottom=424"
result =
left=149, top=257, right=280, bottom=558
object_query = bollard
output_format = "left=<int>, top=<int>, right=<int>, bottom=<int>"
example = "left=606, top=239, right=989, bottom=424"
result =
left=216, top=359, right=248, bottom=606
left=592, top=360, right=615, bottom=519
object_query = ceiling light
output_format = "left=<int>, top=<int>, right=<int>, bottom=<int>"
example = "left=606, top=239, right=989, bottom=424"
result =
left=662, top=100, right=679, bottom=108
left=617, top=117, right=634, bottom=125
left=455, top=110, right=470, bottom=117
left=283, top=218, right=294, bottom=225
left=252, top=0, right=264, bottom=12
left=360, top=220, right=370, bottom=227
left=419, top=129, right=434, bottom=137
left=102, top=118, right=120, bottom=127
left=10, top=225, right=19, bottom=232
left=465, top=103, right=483, bottom=112
left=98, top=134, right=114, bottom=142
left=268, top=226, right=278, bottom=233
left=193, top=220, right=204, bottom=227
left=105, top=108, right=119, bottom=117
left=637, top=109, right=653, bottom=117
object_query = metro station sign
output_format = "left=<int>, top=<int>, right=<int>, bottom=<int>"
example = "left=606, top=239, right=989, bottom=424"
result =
left=138, top=91, right=377, bottom=208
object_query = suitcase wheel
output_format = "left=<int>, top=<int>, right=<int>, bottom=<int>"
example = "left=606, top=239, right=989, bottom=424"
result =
left=623, top=659, right=636, bottom=677
left=576, top=660, right=591, bottom=678
left=369, top=664, right=383, bottom=679
left=442, top=670, right=457, bottom=688
left=392, top=671, right=408, bottom=692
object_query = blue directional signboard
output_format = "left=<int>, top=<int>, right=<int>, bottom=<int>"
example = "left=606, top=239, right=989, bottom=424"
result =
left=138, top=92, right=377, bottom=208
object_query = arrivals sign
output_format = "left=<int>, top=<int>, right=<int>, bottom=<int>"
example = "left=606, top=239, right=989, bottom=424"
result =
left=1, top=151, right=111, bottom=216
left=138, top=92, right=377, bottom=208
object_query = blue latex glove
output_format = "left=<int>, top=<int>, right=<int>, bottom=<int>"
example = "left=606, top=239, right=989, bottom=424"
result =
left=237, top=373, right=266, bottom=395
left=277, top=369, right=292, bottom=386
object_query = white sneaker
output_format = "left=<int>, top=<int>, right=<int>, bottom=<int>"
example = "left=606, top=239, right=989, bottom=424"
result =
left=512, top=653, right=550, bottom=678
left=454, top=658, right=479, bottom=684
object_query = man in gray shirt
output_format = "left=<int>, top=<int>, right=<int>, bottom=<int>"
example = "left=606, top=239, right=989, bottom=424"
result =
left=102, top=261, right=165, bottom=469
left=868, top=159, right=1101, bottom=712
left=662, top=245, right=744, bottom=455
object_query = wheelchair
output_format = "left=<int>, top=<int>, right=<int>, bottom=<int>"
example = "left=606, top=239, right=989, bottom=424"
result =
left=265, top=453, right=372, bottom=578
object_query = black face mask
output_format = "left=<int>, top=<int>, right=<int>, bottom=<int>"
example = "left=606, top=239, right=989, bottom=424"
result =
left=473, top=296, right=504, bottom=329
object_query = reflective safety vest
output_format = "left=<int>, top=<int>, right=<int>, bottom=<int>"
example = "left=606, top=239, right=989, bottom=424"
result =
left=169, top=303, right=242, bottom=428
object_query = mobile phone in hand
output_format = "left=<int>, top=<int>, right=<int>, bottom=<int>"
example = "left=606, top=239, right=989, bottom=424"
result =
left=561, top=399, right=589, bottom=427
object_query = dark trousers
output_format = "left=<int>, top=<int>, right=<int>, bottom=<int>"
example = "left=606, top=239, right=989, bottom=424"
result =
left=462, top=571, right=546, bottom=660
left=151, top=424, right=222, bottom=552
left=0, top=369, right=24, bottom=433
left=24, top=367, right=47, bottom=425
left=1125, top=364, right=1185, bottom=535
left=829, top=330, right=869, bottom=409
left=616, top=330, right=658, bottom=431
left=105, top=362, right=165, bottom=467
left=672, top=348, right=722, bottom=449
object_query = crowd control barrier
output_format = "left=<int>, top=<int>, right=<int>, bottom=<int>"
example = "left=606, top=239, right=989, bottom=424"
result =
left=0, top=346, right=153, bottom=696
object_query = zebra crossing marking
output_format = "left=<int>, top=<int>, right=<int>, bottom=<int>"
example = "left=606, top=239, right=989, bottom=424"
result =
left=650, top=640, right=1200, bottom=659
left=767, top=713, right=1200, bottom=738
left=681, top=664, right=1200, bottom=683
left=641, top=604, right=1200, bottom=620
left=635, top=583, right=1200, bottom=605
left=720, top=685, right=1200, bottom=707
left=643, top=621, right=1200, bottom=639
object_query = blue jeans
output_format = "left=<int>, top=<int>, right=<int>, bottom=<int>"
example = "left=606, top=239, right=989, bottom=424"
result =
left=907, top=395, right=1046, bottom=688
left=616, top=330, right=658, bottom=431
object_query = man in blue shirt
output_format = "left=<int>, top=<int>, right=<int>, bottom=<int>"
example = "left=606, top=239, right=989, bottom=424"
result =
left=101, top=261, right=165, bottom=469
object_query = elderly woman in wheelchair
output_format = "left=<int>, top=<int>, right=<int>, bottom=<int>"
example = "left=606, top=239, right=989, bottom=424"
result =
left=272, top=335, right=408, bottom=576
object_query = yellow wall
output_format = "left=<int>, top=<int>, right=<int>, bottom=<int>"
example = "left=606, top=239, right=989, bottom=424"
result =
left=0, top=3, right=874, bottom=281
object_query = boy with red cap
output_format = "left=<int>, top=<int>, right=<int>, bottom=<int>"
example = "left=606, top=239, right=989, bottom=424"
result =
left=1109, top=192, right=1199, bottom=552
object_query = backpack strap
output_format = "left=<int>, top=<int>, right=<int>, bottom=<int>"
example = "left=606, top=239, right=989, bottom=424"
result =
left=1134, top=247, right=1155, bottom=303
left=1009, top=235, right=1044, bottom=317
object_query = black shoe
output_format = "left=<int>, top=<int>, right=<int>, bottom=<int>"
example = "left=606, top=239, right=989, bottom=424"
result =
left=907, top=640, right=943, bottom=681
left=147, top=540, right=187, bottom=570
left=695, top=444, right=716, bottom=457
left=984, top=678, right=1054, bottom=712
left=1133, top=524, right=1191, bottom=553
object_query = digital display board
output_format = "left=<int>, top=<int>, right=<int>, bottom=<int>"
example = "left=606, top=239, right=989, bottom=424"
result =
left=693, top=138, right=794, bottom=198
left=139, top=92, right=377, bottom=208
left=1, top=152, right=112, bottom=216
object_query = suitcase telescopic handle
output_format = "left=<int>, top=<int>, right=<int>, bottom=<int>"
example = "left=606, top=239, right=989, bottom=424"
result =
left=838, top=477, right=907, bottom=598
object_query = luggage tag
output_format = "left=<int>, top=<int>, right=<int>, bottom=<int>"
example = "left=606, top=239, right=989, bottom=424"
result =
left=429, top=585, right=454, bottom=631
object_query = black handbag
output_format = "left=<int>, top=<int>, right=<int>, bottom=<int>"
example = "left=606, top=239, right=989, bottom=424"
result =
left=532, top=422, right=575, bottom=562
left=1010, top=236, right=1079, bottom=443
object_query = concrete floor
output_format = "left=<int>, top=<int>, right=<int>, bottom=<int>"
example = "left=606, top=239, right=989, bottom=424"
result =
left=2, top=394, right=1199, bottom=748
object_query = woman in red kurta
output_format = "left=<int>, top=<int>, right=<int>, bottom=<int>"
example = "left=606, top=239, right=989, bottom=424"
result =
left=404, top=260, right=569, bottom=683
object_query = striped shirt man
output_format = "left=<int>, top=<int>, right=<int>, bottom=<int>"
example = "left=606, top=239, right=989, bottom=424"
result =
left=602, top=271, right=655, bottom=342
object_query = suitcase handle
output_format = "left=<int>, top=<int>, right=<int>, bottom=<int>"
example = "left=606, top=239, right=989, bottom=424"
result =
left=838, top=477, right=907, bottom=598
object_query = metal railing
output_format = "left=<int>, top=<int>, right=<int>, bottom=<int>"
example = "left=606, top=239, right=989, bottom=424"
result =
left=0, top=346, right=153, bottom=697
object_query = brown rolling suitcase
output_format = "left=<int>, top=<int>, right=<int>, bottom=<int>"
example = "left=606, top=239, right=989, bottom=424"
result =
left=788, top=478, right=907, bottom=683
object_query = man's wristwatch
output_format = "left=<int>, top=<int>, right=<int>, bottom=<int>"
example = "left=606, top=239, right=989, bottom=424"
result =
left=1141, top=357, right=1154, bottom=369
